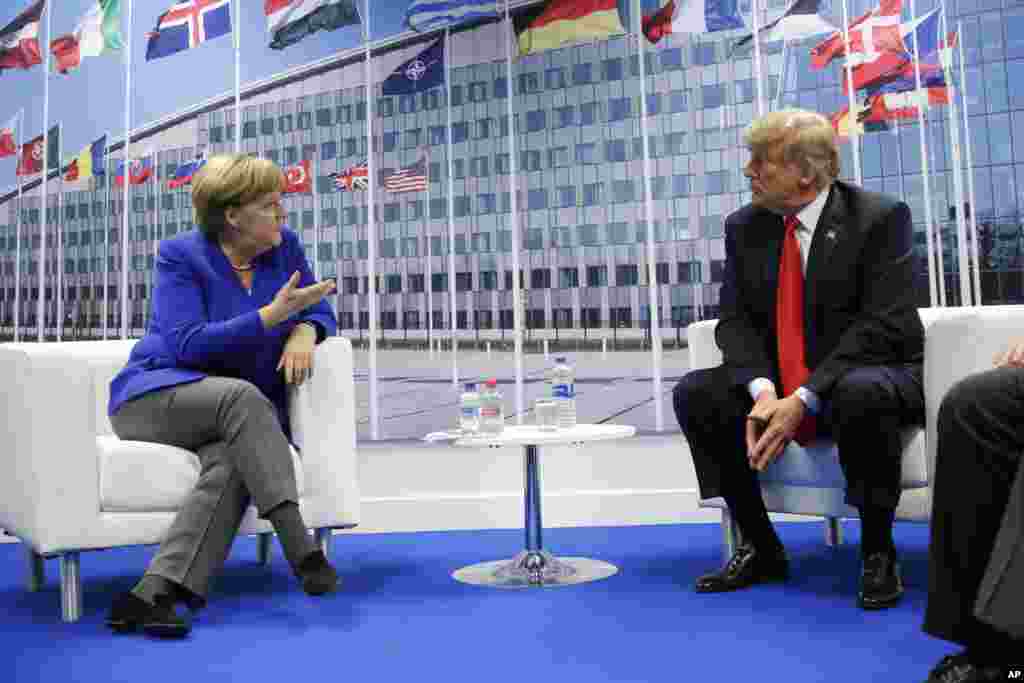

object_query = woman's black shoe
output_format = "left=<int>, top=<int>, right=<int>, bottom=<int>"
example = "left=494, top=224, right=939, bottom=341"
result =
left=297, top=550, right=339, bottom=596
left=106, top=592, right=191, bottom=638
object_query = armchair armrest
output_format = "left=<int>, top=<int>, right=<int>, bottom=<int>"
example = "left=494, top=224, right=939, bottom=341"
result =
left=687, top=319, right=722, bottom=372
left=923, top=305, right=1024, bottom=484
left=0, top=344, right=107, bottom=553
left=287, top=337, right=359, bottom=525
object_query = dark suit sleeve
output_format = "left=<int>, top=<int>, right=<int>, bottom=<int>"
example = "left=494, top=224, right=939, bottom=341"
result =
left=714, top=215, right=776, bottom=388
left=156, top=240, right=270, bottom=369
left=805, top=201, right=923, bottom=396
left=283, top=230, right=337, bottom=343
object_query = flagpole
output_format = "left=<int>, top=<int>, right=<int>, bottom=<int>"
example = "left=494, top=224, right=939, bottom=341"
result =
left=926, top=97, right=947, bottom=306
left=14, top=108, right=24, bottom=342
left=958, top=20, right=981, bottom=304
left=103, top=131, right=110, bottom=340
left=504, top=0, right=524, bottom=422
left=313, top=157, right=321, bottom=280
left=233, top=0, right=241, bottom=154
left=363, top=0, right=379, bottom=440
left=633, top=0, right=664, bottom=431
left=939, top=5, right=970, bottom=306
left=425, top=160, right=432, bottom=351
left=908, top=0, right=939, bottom=308
left=751, top=0, right=765, bottom=116
left=38, top=1, right=52, bottom=342
left=839, top=0, right=862, bottom=185
left=56, top=122, right=64, bottom=341
left=444, top=28, right=458, bottom=388
left=775, top=40, right=788, bottom=111
left=121, top=0, right=134, bottom=339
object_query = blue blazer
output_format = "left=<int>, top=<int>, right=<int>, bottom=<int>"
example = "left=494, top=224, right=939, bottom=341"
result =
left=108, top=227, right=337, bottom=439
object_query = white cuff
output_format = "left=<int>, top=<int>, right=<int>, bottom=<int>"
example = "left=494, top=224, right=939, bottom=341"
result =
left=794, top=386, right=822, bottom=415
left=748, top=378, right=777, bottom=401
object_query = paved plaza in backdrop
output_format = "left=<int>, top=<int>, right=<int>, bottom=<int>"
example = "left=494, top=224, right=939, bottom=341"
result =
left=350, top=348, right=690, bottom=441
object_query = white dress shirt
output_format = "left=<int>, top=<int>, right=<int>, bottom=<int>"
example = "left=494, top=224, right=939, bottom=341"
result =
left=747, top=186, right=832, bottom=414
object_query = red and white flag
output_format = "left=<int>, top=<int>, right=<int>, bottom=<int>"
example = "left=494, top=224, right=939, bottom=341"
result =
left=863, top=86, right=950, bottom=122
left=282, top=159, right=312, bottom=194
left=810, top=0, right=902, bottom=70
left=0, top=114, right=17, bottom=157
left=0, top=1, right=44, bottom=73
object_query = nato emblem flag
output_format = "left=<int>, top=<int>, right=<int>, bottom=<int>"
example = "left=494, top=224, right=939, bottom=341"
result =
left=382, top=39, right=444, bottom=96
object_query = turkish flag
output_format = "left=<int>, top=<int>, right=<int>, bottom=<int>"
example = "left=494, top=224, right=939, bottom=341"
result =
left=283, top=159, right=311, bottom=194
left=15, top=133, right=43, bottom=176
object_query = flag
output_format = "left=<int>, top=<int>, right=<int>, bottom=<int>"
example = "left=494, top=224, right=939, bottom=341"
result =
left=384, top=157, right=428, bottom=194
left=283, top=159, right=312, bottom=194
left=841, top=9, right=939, bottom=95
left=115, top=156, right=154, bottom=187
left=405, top=0, right=496, bottom=33
left=0, top=0, right=44, bottom=73
left=516, top=0, right=626, bottom=57
left=50, top=0, right=122, bottom=75
left=146, top=0, right=232, bottom=61
left=0, top=114, right=16, bottom=157
left=862, top=86, right=950, bottom=123
left=64, top=135, right=106, bottom=182
left=830, top=103, right=889, bottom=139
left=642, top=0, right=744, bottom=43
left=382, top=39, right=444, bottom=97
left=168, top=154, right=207, bottom=188
left=328, top=161, right=368, bottom=191
left=734, top=0, right=835, bottom=50
left=15, top=125, right=55, bottom=176
left=266, top=0, right=360, bottom=50
left=810, top=0, right=901, bottom=70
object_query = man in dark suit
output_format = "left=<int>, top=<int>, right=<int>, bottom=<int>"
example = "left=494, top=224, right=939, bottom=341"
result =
left=673, top=109, right=925, bottom=609
left=922, top=349, right=1024, bottom=682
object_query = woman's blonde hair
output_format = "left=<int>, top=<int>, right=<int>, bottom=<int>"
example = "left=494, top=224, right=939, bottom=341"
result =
left=192, top=154, right=285, bottom=241
left=744, top=109, right=840, bottom=190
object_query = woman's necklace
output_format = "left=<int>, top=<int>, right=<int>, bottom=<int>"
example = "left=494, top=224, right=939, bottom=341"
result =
left=230, top=262, right=254, bottom=272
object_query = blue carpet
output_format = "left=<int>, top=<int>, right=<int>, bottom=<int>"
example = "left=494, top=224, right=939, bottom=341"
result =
left=2, top=523, right=952, bottom=683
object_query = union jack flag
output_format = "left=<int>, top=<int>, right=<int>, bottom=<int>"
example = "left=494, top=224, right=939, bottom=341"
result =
left=145, top=0, right=232, bottom=61
left=328, top=161, right=368, bottom=191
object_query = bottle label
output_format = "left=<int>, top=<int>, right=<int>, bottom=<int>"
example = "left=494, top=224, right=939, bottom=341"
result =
left=552, top=383, right=574, bottom=399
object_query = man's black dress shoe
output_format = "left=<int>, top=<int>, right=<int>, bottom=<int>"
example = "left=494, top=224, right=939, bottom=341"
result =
left=106, top=592, right=191, bottom=638
left=297, top=550, right=339, bottom=596
left=925, top=653, right=1006, bottom=682
left=858, top=551, right=903, bottom=609
left=695, top=542, right=790, bottom=593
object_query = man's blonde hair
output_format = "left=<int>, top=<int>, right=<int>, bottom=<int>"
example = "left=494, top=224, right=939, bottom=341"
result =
left=192, top=154, right=285, bottom=241
left=744, top=109, right=839, bottom=190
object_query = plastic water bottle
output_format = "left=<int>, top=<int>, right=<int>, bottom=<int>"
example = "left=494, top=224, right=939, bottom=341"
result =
left=478, top=378, right=504, bottom=434
left=550, top=356, right=576, bottom=429
left=459, top=382, right=480, bottom=433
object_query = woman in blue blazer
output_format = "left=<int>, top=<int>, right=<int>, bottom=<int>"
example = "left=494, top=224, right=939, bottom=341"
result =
left=105, top=155, right=338, bottom=638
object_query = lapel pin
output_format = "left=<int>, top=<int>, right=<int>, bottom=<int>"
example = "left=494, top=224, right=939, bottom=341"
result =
left=825, top=230, right=837, bottom=241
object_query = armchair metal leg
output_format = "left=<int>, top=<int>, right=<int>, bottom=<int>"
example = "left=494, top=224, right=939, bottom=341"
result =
left=720, top=508, right=743, bottom=565
left=257, top=532, right=272, bottom=565
left=313, top=528, right=332, bottom=556
left=26, top=547, right=45, bottom=592
left=60, top=552, right=82, bottom=623
left=825, top=517, right=843, bottom=547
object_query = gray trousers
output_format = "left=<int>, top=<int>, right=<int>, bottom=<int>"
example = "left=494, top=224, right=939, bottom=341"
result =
left=110, top=377, right=299, bottom=605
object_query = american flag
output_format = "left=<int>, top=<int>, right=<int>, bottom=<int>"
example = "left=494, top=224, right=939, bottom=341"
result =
left=384, top=157, right=428, bottom=193
left=328, top=161, right=368, bottom=191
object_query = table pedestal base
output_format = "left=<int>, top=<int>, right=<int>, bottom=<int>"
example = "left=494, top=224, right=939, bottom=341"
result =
left=452, top=550, right=618, bottom=588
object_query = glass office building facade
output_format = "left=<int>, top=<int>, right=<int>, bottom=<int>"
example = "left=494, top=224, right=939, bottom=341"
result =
left=0, top=0, right=1020, bottom=343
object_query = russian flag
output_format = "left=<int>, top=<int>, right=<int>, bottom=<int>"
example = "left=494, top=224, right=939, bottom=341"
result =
left=168, top=155, right=207, bottom=189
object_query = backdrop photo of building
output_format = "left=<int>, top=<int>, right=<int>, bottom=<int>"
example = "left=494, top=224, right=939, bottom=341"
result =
left=0, top=0, right=1017, bottom=345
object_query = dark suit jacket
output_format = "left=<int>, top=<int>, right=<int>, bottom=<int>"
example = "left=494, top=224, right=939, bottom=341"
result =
left=714, top=180, right=924, bottom=398
left=974, top=458, right=1024, bottom=640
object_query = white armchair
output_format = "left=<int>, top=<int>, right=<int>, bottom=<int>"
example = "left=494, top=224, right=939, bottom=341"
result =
left=0, top=337, right=359, bottom=622
left=686, top=305, right=1024, bottom=562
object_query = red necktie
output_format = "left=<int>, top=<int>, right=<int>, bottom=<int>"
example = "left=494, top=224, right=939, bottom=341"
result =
left=776, top=215, right=817, bottom=446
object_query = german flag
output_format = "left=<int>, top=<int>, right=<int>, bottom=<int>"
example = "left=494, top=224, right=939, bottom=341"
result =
left=515, top=0, right=625, bottom=57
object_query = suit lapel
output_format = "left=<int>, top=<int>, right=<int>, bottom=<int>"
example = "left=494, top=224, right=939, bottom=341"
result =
left=805, top=185, right=844, bottom=316
left=757, top=210, right=785, bottom=302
